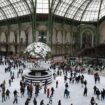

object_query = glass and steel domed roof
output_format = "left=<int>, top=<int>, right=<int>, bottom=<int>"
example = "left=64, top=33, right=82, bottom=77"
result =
left=53, top=0, right=104, bottom=22
left=0, top=0, right=104, bottom=22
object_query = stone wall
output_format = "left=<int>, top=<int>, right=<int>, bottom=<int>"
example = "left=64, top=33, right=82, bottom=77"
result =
left=0, top=22, right=98, bottom=56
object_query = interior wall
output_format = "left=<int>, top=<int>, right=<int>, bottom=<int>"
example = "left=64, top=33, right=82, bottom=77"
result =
left=99, top=20, right=105, bottom=43
left=28, top=27, right=32, bottom=43
left=9, top=32, right=15, bottom=43
left=0, top=23, right=95, bottom=56
left=0, top=32, right=6, bottom=42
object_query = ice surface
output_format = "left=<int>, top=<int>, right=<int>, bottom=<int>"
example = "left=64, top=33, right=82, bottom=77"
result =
left=0, top=61, right=105, bottom=105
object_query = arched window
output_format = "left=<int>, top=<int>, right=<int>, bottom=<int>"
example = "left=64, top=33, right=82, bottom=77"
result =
left=81, top=29, right=94, bottom=49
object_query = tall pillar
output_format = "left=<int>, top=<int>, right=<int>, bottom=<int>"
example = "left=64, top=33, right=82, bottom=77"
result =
left=0, top=28, right=1, bottom=51
left=65, top=31, right=67, bottom=54
left=55, top=29, right=58, bottom=55
left=18, top=23, right=22, bottom=53
left=61, top=24, right=64, bottom=55
left=92, top=34, right=94, bottom=47
left=5, top=26, right=10, bottom=55
left=48, top=0, right=54, bottom=49
left=31, top=0, right=37, bottom=42
left=5, top=32, right=8, bottom=54
left=69, top=27, right=72, bottom=55
left=71, top=26, right=73, bottom=56
left=24, top=30, right=28, bottom=46
left=14, top=31, right=17, bottom=54
left=81, top=33, right=83, bottom=48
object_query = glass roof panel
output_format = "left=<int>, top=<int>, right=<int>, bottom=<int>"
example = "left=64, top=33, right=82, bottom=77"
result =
left=100, top=0, right=105, bottom=19
left=0, top=9, right=6, bottom=20
left=2, top=6, right=16, bottom=18
left=26, top=0, right=32, bottom=10
left=52, top=0, right=59, bottom=13
left=13, top=1, right=30, bottom=16
left=65, top=0, right=86, bottom=19
left=82, top=11, right=98, bottom=21
left=0, top=0, right=9, bottom=7
left=81, top=0, right=100, bottom=21
left=0, top=0, right=104, bottom=22
left=73, top=1, right=89, bottom=20
left=54, top=0, right=73, bottom=16
left=100, top=9, right=105, bottom=19
left=53, top=0, right=105, bottom=22
left=9, top=0, right=20, bottom=3
left=36, top=0, right=48, bottom=13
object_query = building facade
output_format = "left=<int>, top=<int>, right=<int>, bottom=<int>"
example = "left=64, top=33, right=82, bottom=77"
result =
left=0, top=21, right=104, bottom=56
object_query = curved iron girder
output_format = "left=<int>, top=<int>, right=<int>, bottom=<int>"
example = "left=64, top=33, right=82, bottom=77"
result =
left=97, top=0, right=103, bottom=21
left=31, top=0, right=37, bottom=42
left=31, top=0, right=37, bottom=19
left=7, top=0, right=18, bottom=17
left=64, top=0, right=75, bottom=17
left=50, top=0, right=56, bottom=12
left=72, top=0, right=88, bottom=20
left=79, top=0, right=92, bottom=22
left=0, top=7, right=8, bottom=20
left=22, top=0, right=32, bottom=13
left=30, top=0, right=37, bottom=19
left=49, top=0, right=51, bottom=13
left=31, top=0, right=36, bottom=10
left=53, top=0, right=61, bottom=14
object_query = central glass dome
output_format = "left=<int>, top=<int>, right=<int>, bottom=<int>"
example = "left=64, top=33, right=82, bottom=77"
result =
left=0, top=0, right=105, bottom=22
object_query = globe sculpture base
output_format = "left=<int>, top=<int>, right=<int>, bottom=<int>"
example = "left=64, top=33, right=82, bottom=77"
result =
left=24, top=67, right=52, bottom=85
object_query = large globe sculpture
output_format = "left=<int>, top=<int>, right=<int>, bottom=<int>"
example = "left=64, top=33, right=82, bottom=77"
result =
left=24, top=42, right=51, bottom=59
left=24, top=42, right=52, bottom=85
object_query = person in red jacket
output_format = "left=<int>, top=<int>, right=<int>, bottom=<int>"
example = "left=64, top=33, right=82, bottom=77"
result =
left=47, top=88, right=50, bottom=98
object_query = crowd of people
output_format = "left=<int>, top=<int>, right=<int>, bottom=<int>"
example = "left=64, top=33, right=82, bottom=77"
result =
left=0, top=56, right=105, bottom=105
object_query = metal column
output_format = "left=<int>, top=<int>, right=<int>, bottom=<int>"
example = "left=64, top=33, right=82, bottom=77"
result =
left=32, top=0, right=37, bottom=42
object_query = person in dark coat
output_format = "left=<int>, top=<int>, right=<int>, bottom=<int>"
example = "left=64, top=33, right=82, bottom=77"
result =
left=44, top=85, right=47, bottom=94
left=2, top=91, right=6, bottom=102
left=101, top=89, right=105, bottom=100
left=96, top=89, right=100, bottom=99
left=51, top=87, right=54, bottom=96
left=9, top=79, right=11, bottom=86
left=25, top=98, right=30, bottom=105
left=13, top=90, right=18, bottom=104
left=35, top=84, right=39, bottom=97
left=6, top=89, right=10, bottom=99
left=90, top=97, right=95, bottom=105
left=93, top=86, right=97, bottom=95
left=83, top=86, right=88, bottom=96
left=84, top=80, right=87, bottom=86
left=58, top=100, right=61, bottom=105
left=45, top=80, right=48, bottom=86
left=65, top=83, right=69, bottom=89
left=33, top=97, right=37, bottom=105
left=40, top=99, right=44, bottom=105
left=49, top=95, right=52, bottom=104
left=56, top=80, right=58, bottom=88
left=64, top=88, right=68, bottom=98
